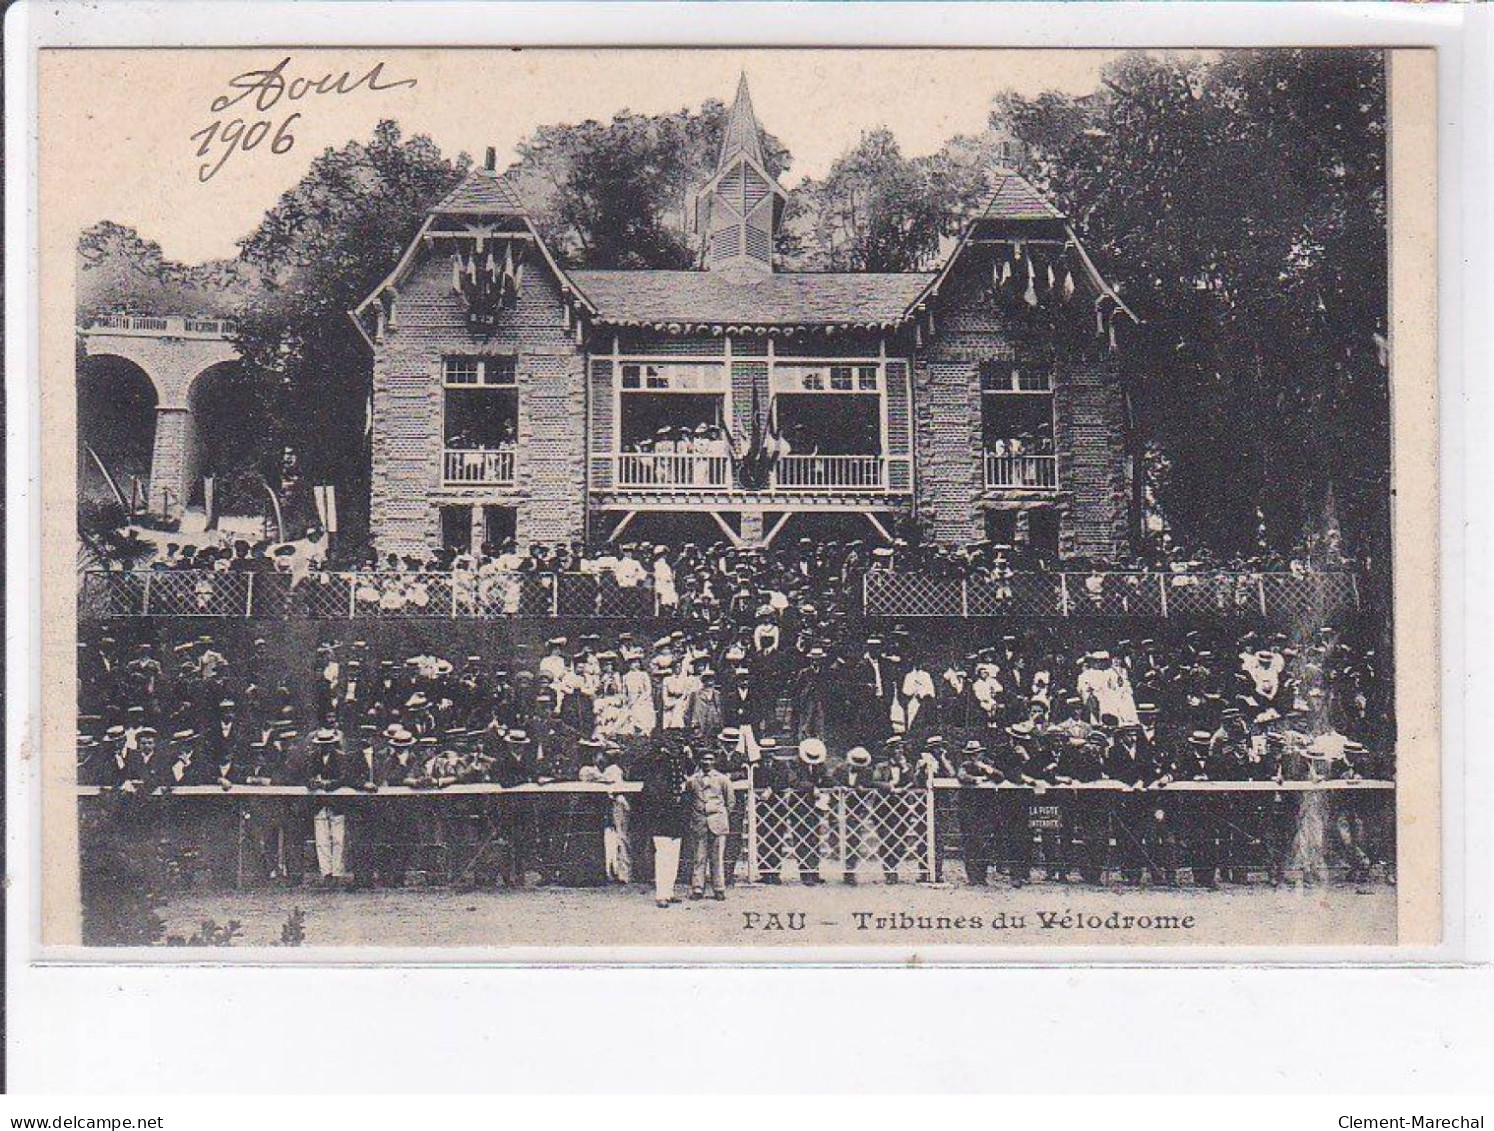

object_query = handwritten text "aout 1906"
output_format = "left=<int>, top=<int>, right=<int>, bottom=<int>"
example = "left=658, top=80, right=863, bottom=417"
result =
left=190, top=56, right=417, bottom=183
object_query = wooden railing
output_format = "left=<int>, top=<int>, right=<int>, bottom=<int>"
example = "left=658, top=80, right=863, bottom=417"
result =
left=772, top=454, right=885, bottom=491
left=985, top=452, right=1057, bottom=490
left=443, top=448, right=517, bottom=487
left=613, top=452, right=893, bottom=493
left=615, top=452, right=731, bottom=491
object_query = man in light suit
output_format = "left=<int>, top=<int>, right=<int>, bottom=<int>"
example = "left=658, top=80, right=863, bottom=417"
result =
left=688, top=749, right=733, bottom=900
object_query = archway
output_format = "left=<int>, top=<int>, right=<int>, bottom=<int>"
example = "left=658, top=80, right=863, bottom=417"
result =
left=77, top=354, right=158, bottom=510
left=184, top=360, right=269, bottom=518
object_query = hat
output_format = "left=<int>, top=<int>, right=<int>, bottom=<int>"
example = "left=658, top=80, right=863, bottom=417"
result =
left=798, top=738, right=827, bottom=764
left=406, top=693, right=428, bottom=709
left=1188, top=731, right=1213, bottom=748
left=1137, top=703, right=1159, bottom=717
left=846, top=746, right=872, bottom=767
left=218, top=698, right=236, bottom=709
left=312, top=727, right=340, bottom=746
left=759, top=736, right=782, bottom=754
left=962, top=739, right=985, bottom=755
left=718, top=727, right=741, bottom=745
left=172, top=729, right=196, bottom=742
left=505, top=729, right=529, bottom=744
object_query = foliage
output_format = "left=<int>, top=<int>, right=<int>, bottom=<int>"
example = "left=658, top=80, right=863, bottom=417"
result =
left=507, top=99, right=792, bottom=269
left=999, top=50, right=1388, bottom=582
left=277, top=907, right=307, bottom=946
left=79, top=806, right=168, bottom=946
left=167, top=919, right=243, bottom=946
left=77, top=500, right=155, bottom=569
left=783, top=128, right=989, bottom=272
left=74, top=59, right=1388, bottom=585
left=76, top=221, right=248, bottom=322
left=232, top=121, right=469, bottom=547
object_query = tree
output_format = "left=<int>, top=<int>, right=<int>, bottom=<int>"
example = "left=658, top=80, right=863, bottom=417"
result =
left=999, top=50, right=1389, bottom=588
left=507, top=100, right=792, bottom=269
left=785, top=130, right=943, bottom=272
left=76, top=221, right=245, bottom=322
left=232, top=120, right=468, bottom=550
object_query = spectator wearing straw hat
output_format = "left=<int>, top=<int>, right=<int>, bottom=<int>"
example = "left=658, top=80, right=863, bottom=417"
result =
left=688, top=749, right=733, bottom=900
left=956, top=739, right=1000, bottom=886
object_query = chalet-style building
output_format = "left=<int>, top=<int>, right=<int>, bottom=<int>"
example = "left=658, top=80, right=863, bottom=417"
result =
left=353, top=76, right=1137, bottom=559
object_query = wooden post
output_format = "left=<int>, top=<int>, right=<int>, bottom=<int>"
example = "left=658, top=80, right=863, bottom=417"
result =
left=837, top=789, right=849, bottom=879
left=744, top=765, right=759, bottom=885
left=923, top=786, right=937, bottom=883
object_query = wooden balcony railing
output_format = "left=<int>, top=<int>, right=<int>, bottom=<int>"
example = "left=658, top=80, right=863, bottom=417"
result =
left=616, top=453, right=731, bottom=491
left=443, top=448, right=517, bottom=487
left=985, top=452, right=1057, bottom=490
left=772, top=454, right=886, bottom=491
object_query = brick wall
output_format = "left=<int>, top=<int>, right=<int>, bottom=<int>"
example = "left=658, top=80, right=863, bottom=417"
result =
left=913, top=265, right=1131, bottom=559
left=1053, top=350, right=1131, bottom=560
left=370, top=249, right=586, bottom=557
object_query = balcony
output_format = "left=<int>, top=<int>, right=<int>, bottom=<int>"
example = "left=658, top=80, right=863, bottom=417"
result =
left=617, top=452, right=731, bottom=491
left=443, top=447, right=517, bottom=487
left=985, top=452, right=1057, bottom=491
left=772, top=454, right=885, bottom=491
left=612, top=452, right=900, bottom=496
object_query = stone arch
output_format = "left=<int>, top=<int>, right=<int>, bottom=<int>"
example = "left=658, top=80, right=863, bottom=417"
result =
left=76, top=353, right=158, bottom=510
left=183, top=358, right=263, bottom=512
left=79, top=323, right=241, bottom=517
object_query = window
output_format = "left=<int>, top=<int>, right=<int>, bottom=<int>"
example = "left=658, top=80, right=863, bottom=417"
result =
left=619, top=363, right=724, bottom=392
left=775, top=363, right=880, bottom=393
left=980, top=358, right=1053, bottom=393
left=443, top=356, right=516, bottom=387
left=444, top=356, right=518, bottom=453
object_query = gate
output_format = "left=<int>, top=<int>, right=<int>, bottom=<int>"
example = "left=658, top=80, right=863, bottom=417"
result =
left=744, top=770, right=937, bottom=884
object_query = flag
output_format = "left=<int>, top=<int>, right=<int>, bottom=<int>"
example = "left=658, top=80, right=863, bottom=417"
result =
left=313, top=485, right=339, bottom=534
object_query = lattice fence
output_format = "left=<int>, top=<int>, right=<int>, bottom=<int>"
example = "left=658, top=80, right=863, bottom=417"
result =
left=79, top=568, right=1360, bottom=623
left=864, top=570, right=1360, bottom=623
left=137, top=570, right=253, bottom=617
left=862, top=571, right=964, bottom=618
left=747, top=784, right=936, bottom=883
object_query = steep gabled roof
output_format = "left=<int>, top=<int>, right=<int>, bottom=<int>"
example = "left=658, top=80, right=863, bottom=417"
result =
left=429, top=168, right=526, bottom=216
left=979, top=168, right=1066, bottom=223
left=719, top=73, right=768, bottom=172
left=908, top=168, right=1135, bottom=325
left=568, top=269, right=934, bottom=328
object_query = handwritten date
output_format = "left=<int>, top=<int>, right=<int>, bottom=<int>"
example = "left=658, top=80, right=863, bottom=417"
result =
left=191, top=56, right=416, bottom=183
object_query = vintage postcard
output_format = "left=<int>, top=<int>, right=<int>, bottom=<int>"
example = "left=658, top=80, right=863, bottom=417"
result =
left=35, top=44, right=1439, bottom=954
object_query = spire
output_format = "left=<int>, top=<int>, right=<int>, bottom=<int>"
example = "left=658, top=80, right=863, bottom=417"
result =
left=698, top=73, right=786, bottom=276
left=718, top=72, right=766, bottom=171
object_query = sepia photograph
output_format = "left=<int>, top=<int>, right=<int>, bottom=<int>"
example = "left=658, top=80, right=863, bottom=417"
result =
left=38, top=44, right=1436, bottom=952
